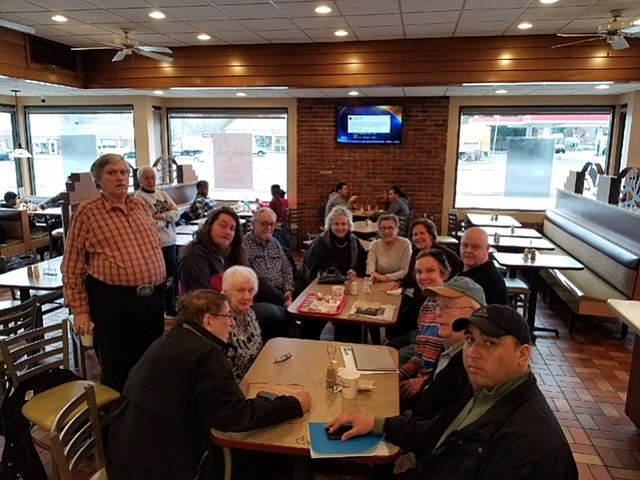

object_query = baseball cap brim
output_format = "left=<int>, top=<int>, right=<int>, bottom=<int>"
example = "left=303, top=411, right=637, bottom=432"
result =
left=423, top=285, right=465, bottom=299
left=452, top=316, right=510, bottom=339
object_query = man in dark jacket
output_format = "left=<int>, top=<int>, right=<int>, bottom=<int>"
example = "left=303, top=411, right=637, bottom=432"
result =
left=327, top=305, right=578, bottom=480
left=106, top=289, right=311, bottom=480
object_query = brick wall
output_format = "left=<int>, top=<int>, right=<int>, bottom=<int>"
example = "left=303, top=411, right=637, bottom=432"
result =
left=296, top=97, right=450, bottom=238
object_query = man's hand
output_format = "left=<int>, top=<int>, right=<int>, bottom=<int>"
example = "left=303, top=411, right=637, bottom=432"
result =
left=386, top=281, right=401, bottom=292
left=325, top=414, right=374, bottom=441
left=291, top=390, right=312, bottom=412
left=74, top=313, right=93, bottom=335
left=399, top=378, right=425, bottom=399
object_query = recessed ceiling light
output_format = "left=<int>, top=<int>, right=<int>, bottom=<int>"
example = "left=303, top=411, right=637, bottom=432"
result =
left=348, top=91, right=360, bottom=96
left=595, top=84, right=610, bottom=90
left=236, top=92, right=247, bottom=97
left=334, top=30, right=348, bottom=37
left=315, top=6, right=332, bottom=14
left=518, top=22, right=533, bottom=30
left=153, top=90, right=164, bottom=95
left=52, top=15, right=67, bottom=22
left=539, top=0, right=559, bottom=4
left=197, top=34, right=211, bottom=40
left=495, top=89, right=508, bottom=94
left=149, top=11, right=165, bottom=19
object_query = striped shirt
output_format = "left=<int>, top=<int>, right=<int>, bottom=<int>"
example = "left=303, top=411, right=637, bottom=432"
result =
left=62, top=195, right=166, bottom=315
left=399, top=298, right=444, bottom=381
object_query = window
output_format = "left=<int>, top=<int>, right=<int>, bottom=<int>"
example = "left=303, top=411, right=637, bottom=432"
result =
left=0, top=107, right=19, bottom=195
left=26, top=107, right=135, bottom=196
left=454, top=107, right=614, bottom=211
left=168, top=109, right=287, bottom=201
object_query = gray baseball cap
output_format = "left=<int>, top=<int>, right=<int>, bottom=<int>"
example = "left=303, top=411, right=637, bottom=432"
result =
left=452, top=305, right=531, bottom=345
left=423, top=276, right=487, bottom=307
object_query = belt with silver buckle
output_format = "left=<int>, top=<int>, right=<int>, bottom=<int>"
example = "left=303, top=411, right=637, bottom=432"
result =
left=135, top=284, right=156, bottom=297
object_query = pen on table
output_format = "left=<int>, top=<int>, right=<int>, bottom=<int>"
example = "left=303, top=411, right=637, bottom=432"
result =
left=274, top=352, right=292, bottom=364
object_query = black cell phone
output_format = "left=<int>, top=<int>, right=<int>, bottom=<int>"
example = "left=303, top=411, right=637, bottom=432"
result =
left=256, top=391, right=279, bottom=400
left=325, top=424, right=353, bottom=440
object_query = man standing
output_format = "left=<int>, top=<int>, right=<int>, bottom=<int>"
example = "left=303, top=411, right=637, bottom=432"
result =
left=244, top=207, right=296, bottom=341
left=324, top=181, right=358, bottom=218
left=328, top=305, right=578, bottom=480
left=62, top=154, right=166, bottom=392
left=458, top=226, right=508, bottom=305
left=191, top=180, right=217, bottom=219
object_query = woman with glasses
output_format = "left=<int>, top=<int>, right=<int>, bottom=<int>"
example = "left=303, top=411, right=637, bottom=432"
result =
left=366, top=213, right=412, bottom=343
left=295, top=205, right=367, bottom=340
left=177, top=206, right=246, bottom=293
left=386, top=218, right=462, bottom=341
left=395, top=249, right=451, bottom=400
left=107, top=289, right=311, bottom=480
left=222, top=266, right=262, bottom=382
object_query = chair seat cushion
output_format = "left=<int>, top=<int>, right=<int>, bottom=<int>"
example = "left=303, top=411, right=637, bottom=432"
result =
left=22, top=380, right=120, bottom=430
left=504, top=277, right=530, bottom=294
left=89, top=467, right=108, bottom=480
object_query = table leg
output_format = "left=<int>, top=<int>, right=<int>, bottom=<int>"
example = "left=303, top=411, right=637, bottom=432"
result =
left=527, top=270, right=559, bottom=338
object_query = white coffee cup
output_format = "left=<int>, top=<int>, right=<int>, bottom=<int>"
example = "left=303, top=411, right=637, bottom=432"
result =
left=80, top=332, right=93, bottom=348
left=340, top=369, right=360, bottom=399
left=331, top=285, right=345, bottom=300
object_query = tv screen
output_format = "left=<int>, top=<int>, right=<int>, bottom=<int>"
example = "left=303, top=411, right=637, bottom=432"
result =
left=336, top=105, right=403, bottom=144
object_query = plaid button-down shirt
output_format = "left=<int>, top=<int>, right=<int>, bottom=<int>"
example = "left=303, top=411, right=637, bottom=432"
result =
left=244, top=232, right=294, bottom=293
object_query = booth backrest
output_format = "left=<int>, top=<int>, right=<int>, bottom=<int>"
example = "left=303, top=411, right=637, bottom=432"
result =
left=0, top=208, right=31, bottom=256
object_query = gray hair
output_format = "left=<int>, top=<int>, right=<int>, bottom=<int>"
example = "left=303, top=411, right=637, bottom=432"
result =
left=325, top=205, right=354, bottom=231
left=136, top=165, right=155, bottom=181
left=222, top=266, right=259, bottom=296
left=252, top=207, right=277, bottom=224
left=377, top=213, right=399, bottom=227
left=90, top=153, right=129, bottom=188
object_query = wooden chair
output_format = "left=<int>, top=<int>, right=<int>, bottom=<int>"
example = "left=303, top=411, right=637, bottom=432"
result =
left=0, top=296, right=39, bottom=338
left=287, top=207, right=302, bottom=251
left=0, top=320, right=120, bottom=451
left=49, top=384, right=107, bottom=480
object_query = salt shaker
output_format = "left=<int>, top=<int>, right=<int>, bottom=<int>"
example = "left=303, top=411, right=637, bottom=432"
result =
left=510, top=224, right=515, bottom=234
left=364, top=275, right=373, bottom=294
left=493, top=232, right=500, bottom=244
left=523, top=248, right=530, bottom=261
left=326, top=360, right=337, bottom=391
left=350, top=280, right=359, bottom=296
left=530, top=248, right=537, bottom=262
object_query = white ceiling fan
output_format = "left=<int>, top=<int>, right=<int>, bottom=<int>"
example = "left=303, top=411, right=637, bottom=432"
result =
left=72, top=29, right=173, bottom=63
left=0, top=19, right=36, bottom=34
left=552, top=9, right=640, bottom=50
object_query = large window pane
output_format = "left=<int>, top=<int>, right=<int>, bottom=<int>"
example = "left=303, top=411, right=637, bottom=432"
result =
left=0, top=110, right=19, bottom=195
left=27, top=107, right=134, bottom=196
left=168, top=109, right=288, bottom=201
left=455, top=107, right=613, bottom=211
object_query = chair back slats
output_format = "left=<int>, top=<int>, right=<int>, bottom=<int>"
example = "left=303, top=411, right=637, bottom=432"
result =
left=0, top=320, right=70, bottom=388
left=50, top=384, right=105, bottom=480
left=0, top=296, right=39, bottom=337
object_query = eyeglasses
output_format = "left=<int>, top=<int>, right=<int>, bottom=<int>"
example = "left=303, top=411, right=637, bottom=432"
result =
left=256, top=220, right=276, bottom=229
left=208, top=312, right=235, bottom=319
left=434, top=303, right=475, bottom=312
left=379, top=226, right=397, bottom=231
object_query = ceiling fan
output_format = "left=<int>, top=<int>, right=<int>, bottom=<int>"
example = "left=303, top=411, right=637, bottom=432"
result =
left=72, top=29, right=173, bottom=63
left=552, top=9, right=640, bottom=50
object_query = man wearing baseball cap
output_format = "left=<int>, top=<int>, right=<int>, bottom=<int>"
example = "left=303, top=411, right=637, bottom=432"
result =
left=328, top=304, right=578, bottom=479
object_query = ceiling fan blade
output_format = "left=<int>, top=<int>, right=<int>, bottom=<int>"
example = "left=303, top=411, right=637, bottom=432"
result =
left=620, top=25, right=640, bottom=35
left=0, top=19, right=35, bottom=34
left=138, top=46, right=173, bottom=54
left=607, top=35, right=629, bottom=50
left=557, top=33, right=602, bottom=38
left=112, top=50, right=127, bottom=62
left=551, top=37, right=603, bottom=48
left=135, top=48, right=174, bottom=63
left=72, top=46, right=116, bottom=51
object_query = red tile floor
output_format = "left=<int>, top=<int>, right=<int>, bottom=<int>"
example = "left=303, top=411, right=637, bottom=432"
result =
left=1, top=288, right=639, bottom=479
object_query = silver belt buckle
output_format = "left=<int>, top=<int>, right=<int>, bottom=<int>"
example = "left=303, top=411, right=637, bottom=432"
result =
left=136, top=284, right=154, bottom=297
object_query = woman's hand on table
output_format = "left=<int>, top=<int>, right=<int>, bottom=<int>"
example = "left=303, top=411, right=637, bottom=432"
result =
left=291, top=390, right=312, bottom=412
left=386, top=281, right=401, bottom=292
left=325, top=414, right=374, bottom=441
left=371, top=272, right=388, bottom=282
left=399, top=378, right=425, bottom=399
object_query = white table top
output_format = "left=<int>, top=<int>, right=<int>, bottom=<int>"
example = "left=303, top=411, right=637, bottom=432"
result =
left=607, top=299, right=640, bottom=336
left=493, top=252, right=584, bottom=270
left=480, top=227, right=542, bottom=239
left=0, top=256, right=63, bottom=291
left=467, top=213, right=522, bottom=228
left=489, top=237, right=556, bottom=251
left=175, top=224, right=199, bottom=235
left=353, top=221, right=379, bottom=235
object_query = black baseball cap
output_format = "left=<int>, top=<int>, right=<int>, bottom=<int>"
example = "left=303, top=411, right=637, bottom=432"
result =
left=452, top=304, right=531, bottom=345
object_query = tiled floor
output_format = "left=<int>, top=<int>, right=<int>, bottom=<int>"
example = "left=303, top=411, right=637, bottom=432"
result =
left=1, top=288, right=639, bottom=479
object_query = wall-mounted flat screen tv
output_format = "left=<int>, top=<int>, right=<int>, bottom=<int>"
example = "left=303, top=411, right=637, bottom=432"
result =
left=336, top=105, right=403, bottom=144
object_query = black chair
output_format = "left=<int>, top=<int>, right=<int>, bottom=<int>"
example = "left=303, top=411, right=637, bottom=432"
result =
left=447, top=211, right=465, bottom=239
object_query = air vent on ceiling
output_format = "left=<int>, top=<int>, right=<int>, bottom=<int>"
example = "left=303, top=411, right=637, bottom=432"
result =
left=29, top=37, right=77, bottom=71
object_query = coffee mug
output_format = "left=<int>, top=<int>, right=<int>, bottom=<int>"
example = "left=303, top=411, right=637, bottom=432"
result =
left=339, top=369, right=360, bottom=399
left=331, top=285, right=345, bottom=299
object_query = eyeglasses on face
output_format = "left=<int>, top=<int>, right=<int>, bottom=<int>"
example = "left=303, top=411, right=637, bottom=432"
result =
left=379, top=226, right=397, bottom=231
left=434, top=303, right=475, bottom=312
left=256, top=220, right=276, bottom=228
left=208, top=312, right=235, bottom=319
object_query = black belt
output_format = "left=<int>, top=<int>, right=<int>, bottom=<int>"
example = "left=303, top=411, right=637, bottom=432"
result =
left=88, top=276, right=166, bottom=297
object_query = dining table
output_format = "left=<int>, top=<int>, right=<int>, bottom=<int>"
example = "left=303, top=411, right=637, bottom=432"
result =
left=352, top=220, right=379, bottom=239
left=493, top=252, right=584, bottom=337
left=489, top=237, right=556, bottom=251
left=175, top=224, right=199, bottom=236
left=288, top=278, right=403, bottom=334
left=606, top=300, right=640, bottom=431
left=480, top=226, right=542, bottom=239
left=0, top=256, right=63, bottom=303
left=211, top=337, right=400, bottom=463
left=466, top=213, right=522, bottom=228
